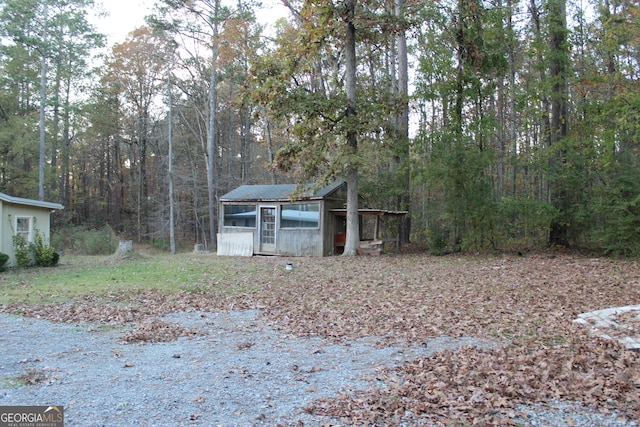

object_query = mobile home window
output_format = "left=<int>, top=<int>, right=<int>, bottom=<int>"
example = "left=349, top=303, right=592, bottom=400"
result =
left=223, top=204, right=257, bottom=227
left=16, top=217, right=31, bottom=242
left=281, top=203, right=320, bottom=228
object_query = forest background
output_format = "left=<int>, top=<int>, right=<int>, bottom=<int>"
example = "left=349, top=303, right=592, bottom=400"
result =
left=0, top=0, right=638, bottom=256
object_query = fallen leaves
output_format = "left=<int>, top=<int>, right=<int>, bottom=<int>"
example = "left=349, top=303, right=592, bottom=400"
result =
left=19, top=367, right=50, bottom=385
left=311, top=331, right=640, bottom=424
left=121, top=319, right=199, bottom=343
left=235, top=341, right=254, bottom=350
left=2, top=252, right=640, bottom=424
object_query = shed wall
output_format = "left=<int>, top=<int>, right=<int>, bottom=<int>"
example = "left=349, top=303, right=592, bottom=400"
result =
left=275, top=227, right=323, bottom=257
left=219, top=201, right=332, bottom=257
left=218, top=183, right=347, bottom=257
left=1, top=203, right=53, bottom=266
left=0, top=202, right=5, bottom=260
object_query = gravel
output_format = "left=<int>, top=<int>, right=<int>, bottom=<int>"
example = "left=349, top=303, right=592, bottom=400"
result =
left=0, top=310, right=637, bottom=426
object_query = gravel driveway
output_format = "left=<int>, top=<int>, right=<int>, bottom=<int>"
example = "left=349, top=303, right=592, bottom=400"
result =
left=1, top=310, right=637, bottom=426
left=0, top=310, right=495, bottom=426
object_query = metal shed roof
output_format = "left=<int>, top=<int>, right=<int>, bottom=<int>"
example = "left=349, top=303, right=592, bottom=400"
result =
left=0, top=192, right=64, bottom=210
left=220, top=182, right=345, bottom=202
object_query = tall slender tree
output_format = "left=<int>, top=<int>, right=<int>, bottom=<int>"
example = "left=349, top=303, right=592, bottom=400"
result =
left=0, top=0, right=103, bottom=202
left=343, top=0, right=360, bottom=256
left=105, top=27, right=173, bottom=241
left=394, top=0, right=411, bottom=244
left=150, top=0, right=231, bottom=249
left=547, top=0, right=570, bottom=246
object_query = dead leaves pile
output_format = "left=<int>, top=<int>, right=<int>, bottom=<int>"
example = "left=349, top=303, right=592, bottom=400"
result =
left=4, top=290, right=238, bottom=343
left=310, top=334, right=640, bottom=425
left=250, top=253, right=640, bottom=424
left=120, top=318, right=199, bottom=343
left=3, top=252, right=640, bottom=424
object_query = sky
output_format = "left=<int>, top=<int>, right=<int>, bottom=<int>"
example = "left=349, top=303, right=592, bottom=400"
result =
left=91, top=0, right=289, bottom=47
left=92, top=0, right=154, bottom=45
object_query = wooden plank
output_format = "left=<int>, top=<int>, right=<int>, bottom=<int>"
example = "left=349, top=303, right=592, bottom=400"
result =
left=357, top=240, right=382, bottom=256
left=217, top=232, right=254, bottom=256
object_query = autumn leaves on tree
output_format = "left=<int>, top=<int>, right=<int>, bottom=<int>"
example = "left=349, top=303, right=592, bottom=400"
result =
left=1, top=0, right=639, bottom=254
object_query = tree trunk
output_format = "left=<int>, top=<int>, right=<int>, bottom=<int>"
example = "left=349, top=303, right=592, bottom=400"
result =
left=206, top=1, right=220, bottom=250
left=168, top=71, right=176, bottom=255
left=548, top=0, right=569, bottom=246
left=342, top=0, right=360, bottom=256
left=38, top=3, right=48, bottom=201
left=61, top=71, right=72, bottom=209
left=507, top=0, right=518, bottom=197
left=262, top=106, right=276, bottom=184
left=137, top=108, right=149, bottom=243
left=395, top=0, right=411, bottom=245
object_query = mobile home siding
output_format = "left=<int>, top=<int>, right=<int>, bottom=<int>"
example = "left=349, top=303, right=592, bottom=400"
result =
left=0, top=193, right=63, bottom=267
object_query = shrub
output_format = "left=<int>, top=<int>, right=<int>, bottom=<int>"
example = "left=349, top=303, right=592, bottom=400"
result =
left=52, top=224, right=117, bottom=255
left=496, top=198, right=557, bottom=248
left=30, top=233, right=59, bottom=267
left=428, top=225, right=448, bottom=256
left=84, top=225, right=117, bottom=255
left=12, top=235, right=32, bottom=267
left=0, top=252, right=9, bottom=272
left=151, top=238, right=170, bottom=252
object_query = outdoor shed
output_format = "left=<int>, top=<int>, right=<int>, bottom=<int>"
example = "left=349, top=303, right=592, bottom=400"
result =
left=0, top=192, right=64, bottom=267
left=218, top=182, right=347, bottom=257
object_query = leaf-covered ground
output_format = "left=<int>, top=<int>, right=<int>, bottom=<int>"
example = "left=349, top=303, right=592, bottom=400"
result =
left=3, top=251, right=640, bottom=425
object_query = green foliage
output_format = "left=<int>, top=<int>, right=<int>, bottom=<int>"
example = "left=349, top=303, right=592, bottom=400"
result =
left=589, top=162, right=640, bottom=257
left=84, top=226, right=117, bottom=255
left=427, top=224, right=448, bottom=256
left=1, top=0, right=639, bottom=258
left=496, top=198, right=558, bottom=247
left=0, top=252, right=9, bottom=272
left=29, top=233, right=59, bottom=267
left=52, top=225, right=117, bottom=255
left=9, top=232, right=59, bottom=269
left=12, top=235, right=32, bottom=267
left=150, top=238, right=170, bottom=252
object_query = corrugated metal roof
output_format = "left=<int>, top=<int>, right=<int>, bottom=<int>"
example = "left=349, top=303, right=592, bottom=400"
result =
left=220, top=182, right=345, bottom=202
left=0, top=192, right=64, bottom=210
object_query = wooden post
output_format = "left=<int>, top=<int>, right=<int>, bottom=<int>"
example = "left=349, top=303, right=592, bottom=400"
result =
left=374, top=214, right=380, bottom=240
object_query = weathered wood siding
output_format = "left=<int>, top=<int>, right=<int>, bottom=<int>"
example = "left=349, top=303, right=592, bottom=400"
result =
left=217, top=232, right=254, bottom=256
left=218, top=182, right=347, bottom=257
left=276, top=228, right=323, bottom=257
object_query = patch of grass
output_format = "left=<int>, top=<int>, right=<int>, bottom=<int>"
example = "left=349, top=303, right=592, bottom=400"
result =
left=0, top=376, right=23, bottom=389
left=19, top=367, right=49, bottom=385
left=1, top=368, right=50, bottom=388
left=0, top=253, right=254, bottom=305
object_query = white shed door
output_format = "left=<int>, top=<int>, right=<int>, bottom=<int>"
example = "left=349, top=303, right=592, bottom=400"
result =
left=260, top=207, right=276, bottom=253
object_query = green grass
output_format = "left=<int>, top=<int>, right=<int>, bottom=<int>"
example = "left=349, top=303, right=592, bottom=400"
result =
left=0, top=376, right=27, bottom=389
left=0, top=253, right=256, bottom=305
